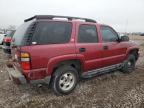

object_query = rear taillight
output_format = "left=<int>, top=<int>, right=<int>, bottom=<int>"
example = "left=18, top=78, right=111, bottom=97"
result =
left=20, top=52, right=31, bottom=70
left=3, top=37, right=12, bottom=43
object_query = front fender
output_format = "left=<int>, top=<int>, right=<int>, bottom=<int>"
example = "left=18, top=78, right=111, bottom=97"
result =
left=125, top=46, right=139, bottom=59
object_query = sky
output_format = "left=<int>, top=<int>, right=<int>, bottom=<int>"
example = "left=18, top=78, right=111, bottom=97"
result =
left=0, top=0, right=144, bottom=32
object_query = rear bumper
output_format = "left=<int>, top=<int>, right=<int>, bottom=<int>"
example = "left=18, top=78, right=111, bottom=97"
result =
left=2, top=45, right=11, bottom=49
left=6, top=66, right=27, bottom=84
left=6, top=65, right=51, bottom=85
left=2, top=45, right=11, bottom=54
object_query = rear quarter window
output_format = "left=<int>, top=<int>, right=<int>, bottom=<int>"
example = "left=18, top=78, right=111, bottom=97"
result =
left=12, top=20, right=34, bottom=46
left=32, top=21, right=72, bottom=44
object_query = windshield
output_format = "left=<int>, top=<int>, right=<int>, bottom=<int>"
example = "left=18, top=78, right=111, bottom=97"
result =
left=6, top=30, right=15, bottom=37
left=12, top=20, right=33, bottom=46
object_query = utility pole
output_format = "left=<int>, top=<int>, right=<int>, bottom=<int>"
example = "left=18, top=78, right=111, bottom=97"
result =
left=125, top=19, right=128, bottom=35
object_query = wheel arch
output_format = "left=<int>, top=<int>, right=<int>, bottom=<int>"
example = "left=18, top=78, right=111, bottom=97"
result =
left=126, top=48, right=139, bottom=60
left=47, top=55, right=84, bottom=76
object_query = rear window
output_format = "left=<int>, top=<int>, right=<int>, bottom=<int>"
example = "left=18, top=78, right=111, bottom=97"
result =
left=12, top=20, right=34, bottom=46
left=6, top=30, right=15, bottom=38
left=32, top=21, right=72, bottom=44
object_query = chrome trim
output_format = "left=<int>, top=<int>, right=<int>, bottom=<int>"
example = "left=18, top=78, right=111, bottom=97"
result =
left=32, top=42, right=37, bottom=45
left=21, top=58, right=30, bottom=61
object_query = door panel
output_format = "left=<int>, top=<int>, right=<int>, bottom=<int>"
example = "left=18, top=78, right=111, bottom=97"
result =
left=100, top=26, right=127, bottom=67
left=76, top=43, right=103, bottom=71
left=75, top=23, right=103, bottom=72
left=101, top=42, right=126, bottom=67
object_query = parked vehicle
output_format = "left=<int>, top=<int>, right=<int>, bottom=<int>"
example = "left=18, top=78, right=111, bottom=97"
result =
left=7, top=15, right=139, bottom=95
left=140, top=33, right=144, bottom=36
left=3, top=30, right=15, bottom=54
left=0, top=34, right=5, bottom=45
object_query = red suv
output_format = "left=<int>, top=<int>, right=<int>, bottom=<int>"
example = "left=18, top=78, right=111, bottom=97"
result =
left=7, top=15, right=139, bottom=95
left=3, top=30, right=15, bottom=54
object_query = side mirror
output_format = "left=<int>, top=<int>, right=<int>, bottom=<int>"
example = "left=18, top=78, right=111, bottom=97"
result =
left=120, top=35, right=129, bottom=42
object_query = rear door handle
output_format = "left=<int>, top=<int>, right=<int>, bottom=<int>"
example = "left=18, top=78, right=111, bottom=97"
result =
left=103, top=45, right=108, bottom=50
left=79, top=48, right=86, bottom=52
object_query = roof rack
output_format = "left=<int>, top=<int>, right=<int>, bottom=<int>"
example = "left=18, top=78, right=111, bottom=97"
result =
left=24, top=15, right=97, bottom=23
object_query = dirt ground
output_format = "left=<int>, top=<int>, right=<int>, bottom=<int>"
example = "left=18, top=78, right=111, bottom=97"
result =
left=0, top=35, right=144, bottom=108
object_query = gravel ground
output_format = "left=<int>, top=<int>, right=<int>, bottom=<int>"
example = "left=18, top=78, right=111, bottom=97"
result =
left=0, top=36, right=144, bottom=108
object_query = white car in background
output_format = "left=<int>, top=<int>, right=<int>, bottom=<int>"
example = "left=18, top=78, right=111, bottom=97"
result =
left=0, top=34, right=5, bottom=45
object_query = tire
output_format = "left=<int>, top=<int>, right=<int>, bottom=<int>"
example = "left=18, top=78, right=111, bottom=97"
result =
left=52, top=65, right=79, bottom=95
left=121, top=54, right=136, bottom=73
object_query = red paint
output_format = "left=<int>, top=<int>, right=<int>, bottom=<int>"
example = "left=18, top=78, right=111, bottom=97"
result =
left=3, top=37, right=12, bottom=43
left=11, top=20, right=139, bottom=81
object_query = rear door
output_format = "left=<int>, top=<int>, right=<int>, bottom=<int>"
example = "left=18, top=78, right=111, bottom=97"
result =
left=100, top=26, right=127, bottom=67
left=76, top=23, right=103, bottom=72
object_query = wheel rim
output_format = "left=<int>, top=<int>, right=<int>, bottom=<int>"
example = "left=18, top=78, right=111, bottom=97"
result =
left=128, top=61, right=132, bottom=67
left=59, top=72, right=75, bottom=91
left=127, top=59, right=134, bottom=70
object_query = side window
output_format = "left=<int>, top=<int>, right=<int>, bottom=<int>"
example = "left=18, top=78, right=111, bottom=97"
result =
left=32, top=21, right=72, bottom=44
left=100, top=26, right=119, bottom=42
left=78, top=24, right=98, bottom=43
